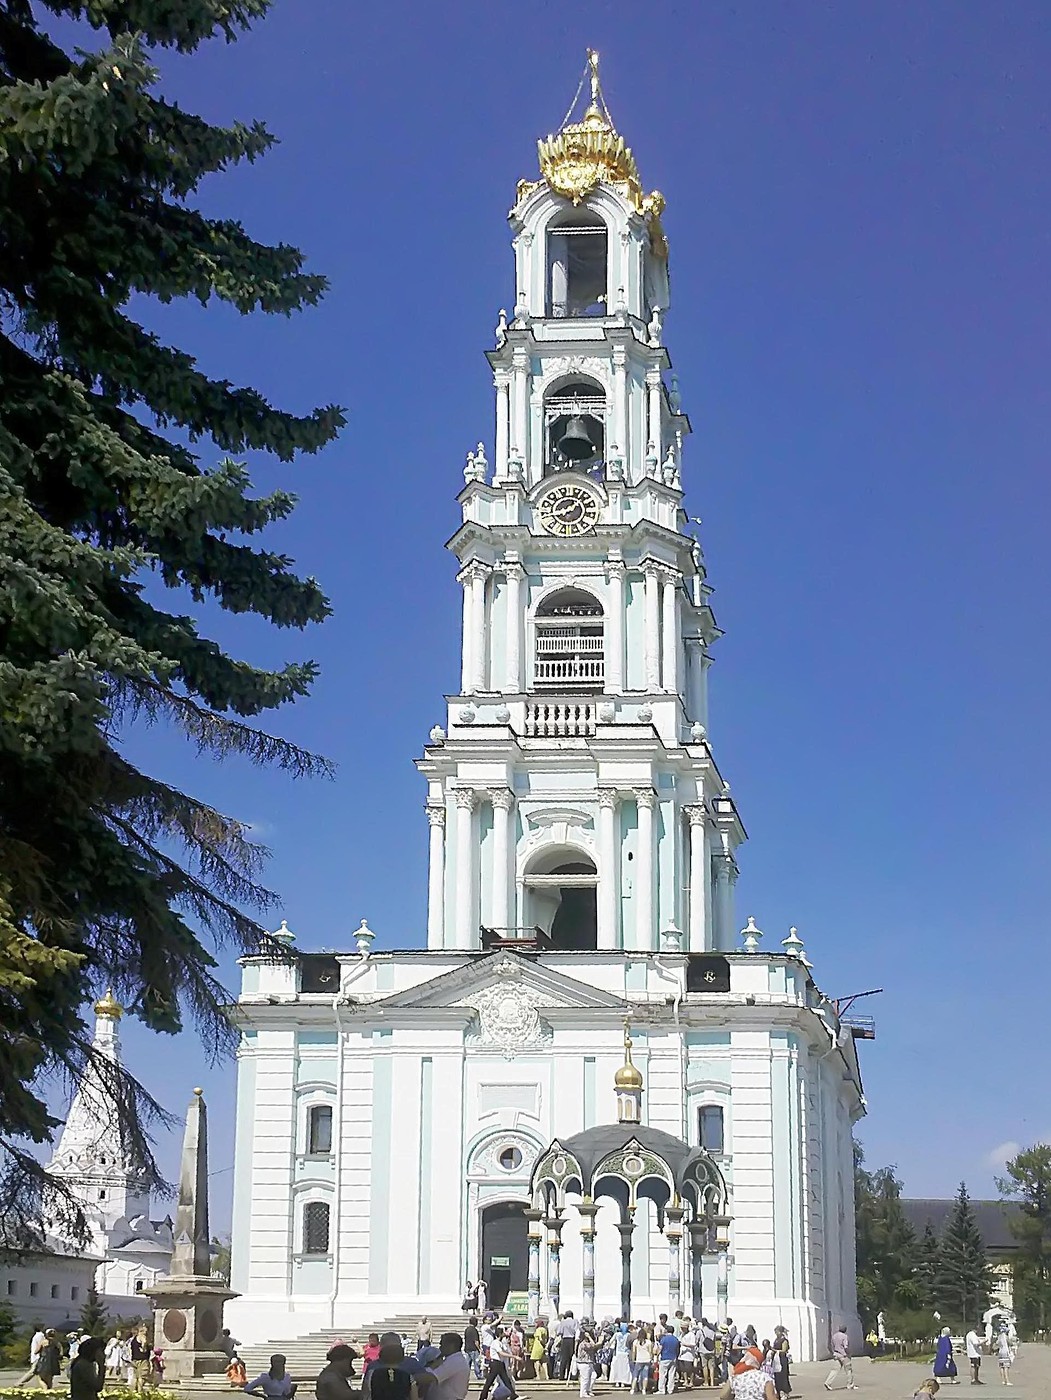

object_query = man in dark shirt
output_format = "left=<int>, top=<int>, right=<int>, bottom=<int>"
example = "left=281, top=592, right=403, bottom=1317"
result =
left=463, top=1320, right=482, bottom=1380
left=316, top=1344, right=358, bottom=1400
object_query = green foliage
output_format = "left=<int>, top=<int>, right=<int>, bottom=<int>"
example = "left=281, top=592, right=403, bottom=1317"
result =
left=881, top=1305, right=939, bottom=1346
left=210, top=1233, right=231, bottom=1282
left=933, top=1181, right=994, bottom=1330
left=854, top=1141, right=919, bottom=1323
left=997, top=1142, right=1051, bottom=1335
left=79, top=1283, right=109, bottom=1337
left=0, top=0, right=341, bottom=1234
left=0, top=1301, right=16, bottom=1349
left=915, top=1221, right=942, bottom=1309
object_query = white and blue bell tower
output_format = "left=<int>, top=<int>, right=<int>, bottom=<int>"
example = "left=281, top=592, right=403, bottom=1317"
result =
left=418, top=51, right=745, bottom=958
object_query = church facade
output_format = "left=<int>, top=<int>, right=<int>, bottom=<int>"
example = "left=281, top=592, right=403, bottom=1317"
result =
left=227, top=55, right=866, bottom=1360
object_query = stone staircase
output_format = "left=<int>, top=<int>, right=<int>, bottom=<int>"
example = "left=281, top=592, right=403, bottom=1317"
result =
left=236, top=1314, right=477, bottom=1382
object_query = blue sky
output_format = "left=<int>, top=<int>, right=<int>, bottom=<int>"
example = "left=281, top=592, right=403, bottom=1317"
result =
left=57, top=0, right=1051, bottom=1227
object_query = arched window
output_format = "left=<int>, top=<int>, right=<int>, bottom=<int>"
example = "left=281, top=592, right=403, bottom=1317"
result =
left=698, top=1104, right=725, bottom=1155
left=303, top=1200, right=330, bottom=1256
left=544, top=378, right=606, bottom=473
left=547, top=207, right=608, bottom=317
left=523, top=848, right=598, bottom=951
left=307, top=1104, right=333, bottom=1155
left=535, top=588, right=604, bottom=692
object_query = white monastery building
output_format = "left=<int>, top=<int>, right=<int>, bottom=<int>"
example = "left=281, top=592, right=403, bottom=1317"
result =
left=45, top=991, right=174, bottom=1313
left=227, top=55, right=868, bottom=1360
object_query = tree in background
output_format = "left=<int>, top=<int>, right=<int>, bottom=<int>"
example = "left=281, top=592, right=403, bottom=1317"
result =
left=0, top=0, right=341, bottom=1238
left=933, top=1182, right=993, bottom=1330
left=854, top=1142, right=919, bottom=1324
left=913, top=1219, right=942, bottom=1309
left=998, top=1143, right=1051, bottom=1336
left=78, top=1284, right=109, bottom=1338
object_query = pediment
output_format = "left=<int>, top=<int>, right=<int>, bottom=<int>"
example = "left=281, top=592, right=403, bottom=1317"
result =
left=376, top=951, right=626, bottom=1013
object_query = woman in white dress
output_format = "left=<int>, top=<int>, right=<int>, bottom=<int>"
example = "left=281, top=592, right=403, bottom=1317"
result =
left=996, top=1329, right=1014, bottom=1386
left=731, top=1351, right=776, bottom=1400
left=610, top=1324, right=632, bottom=1388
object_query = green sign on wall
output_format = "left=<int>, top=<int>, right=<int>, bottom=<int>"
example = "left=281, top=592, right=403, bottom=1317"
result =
left=503, top=1291, right=530, bottom=1316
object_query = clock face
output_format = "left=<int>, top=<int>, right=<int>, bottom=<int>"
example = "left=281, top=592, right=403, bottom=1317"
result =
left=537, top=482, right=601, bottom=537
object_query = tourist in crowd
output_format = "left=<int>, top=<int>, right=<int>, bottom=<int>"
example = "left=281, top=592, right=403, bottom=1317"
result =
left=363, top=1344, right=418, bottom=1400
left=461, top=1282, right=477, bottom=1314
left=530, top=1317, right=549, bottom=1381
left=69, top=1337, right=104, bottom=1400
left=698, top=1320, right=717, bottom=1389
left=221, top=1329, right=243, bottom=1362
left=16, top=1325, right=49, bottom=1388
left=464, top=1317, right=483, bottom=1380
left=364, top=1336, right=382, bottom=1367
left=477, top=1326, right=517, bottom=1400
left=731, top=1351, right=775, bottom=1400
left=556, top=1311, right=579, bottom=1382
left=934, top=1328, right=959, bottom=1386
left=418, top=1320, right=432, bottom=1354
left=103, top=1332, right=123, bottom=1381
left=772, top=1327, right=791, bottom=1398
left=33, top=1330, right=64, bottom=1390
left=576, top=1325, right=598, bottom=1399
left=128, top=1324, right=153, bottom=1393
left=994, top=1328, right=1014, bottom=1386
left=678, top=1321, right=697, bottom=1388
left=630, top=1327, right=653, bottom=1395
left=151, top=1347, right=166, bottom=1385
left=475, top=1278, right=489, bottom=1315
left=658, top=1326, right=680, bottom=1394
left=964, top=1325, right=985, bottom=1386
left=246, top=1353, right=298, bottom=1400
left=610, top=1322, right=632, bottom=1388
left=509, top=1320, right=526, bottom=1380
left=228, top=1354, right=249, bottom=1387
left=316, top=1343, right=358, bottom=1400
left=822, top=1325, right=856, bottom=1392
left=427, top=1333, right=470, bottom=1400
left=914, top=1382, right=940, bottom=1399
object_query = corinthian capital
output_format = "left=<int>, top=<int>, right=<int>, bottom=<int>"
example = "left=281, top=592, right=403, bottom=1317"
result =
left=426, top=804, right=446, bottom=828
left=453, top=787, right=477, bottom=811
left=683, top=804, right=707, bottom=828
left=634, top=787, right=657, bottom=810
left=597, top=787, right=619, bottom=810
left=490, top=788, right=515, bottom=811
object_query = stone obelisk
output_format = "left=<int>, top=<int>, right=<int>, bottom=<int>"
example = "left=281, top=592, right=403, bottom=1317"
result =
left=148, top=1088, right=238, bottom=1378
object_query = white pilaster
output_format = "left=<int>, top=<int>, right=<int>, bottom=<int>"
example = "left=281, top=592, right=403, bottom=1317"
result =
left=597, top=788, right=619, bottom=950
left=512, top=346, right=529, bottom=474
left=684, top=805, right=708, bottom=952
left=661, top=570, right=679, bottom=693
left=494, top=371, right=510, bottom=479
left=504, top=562, right=524, bottom=693
left=634, top=787, right=656, bottom=951
left=646, top=368, right=663, bottom=469
left=605, top=559, right=625, bottom=694
left=612, top=344, right=628, bottom=471
left=490, top=789, right=514, bottom=931
left=453, top=788, right=476, bottom=949
left=466, top=564, right=488, bottom=693
left=643, top=563, right=661, bottom=691
left=713, top=854, right=737, bottom=951
left=426, top=804, right=446, bottom=949
left=458, top=566, right=473, bottom=693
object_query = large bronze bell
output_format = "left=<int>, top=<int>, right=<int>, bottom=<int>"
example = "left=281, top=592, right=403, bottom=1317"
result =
left=556, top=416, right=596, bottom=461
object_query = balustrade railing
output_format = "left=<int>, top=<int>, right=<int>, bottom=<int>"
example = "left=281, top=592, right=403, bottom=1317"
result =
left=524, top=701, right=596, bottom=737
left=534, top=657, right=604, bottom=688
left=535, top=632, right=604, bottom=654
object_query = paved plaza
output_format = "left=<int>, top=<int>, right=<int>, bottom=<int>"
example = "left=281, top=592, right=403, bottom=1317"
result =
left=2, top=1350, right=1049, bottom=1400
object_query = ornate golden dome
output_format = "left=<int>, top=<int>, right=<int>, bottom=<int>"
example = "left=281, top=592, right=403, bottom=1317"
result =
left=93, top=988, right=123, bottom=1020
left=614, top=1021, right=644, bottom=1091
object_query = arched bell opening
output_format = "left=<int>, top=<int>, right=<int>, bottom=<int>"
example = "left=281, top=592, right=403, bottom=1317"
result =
left=523, top=845, right=598, bottom=951
left=547, top=205, right=609, bottom=317
left=544, top=377, right=606, bottom=473
left=534, top=586, right=604, bottom=692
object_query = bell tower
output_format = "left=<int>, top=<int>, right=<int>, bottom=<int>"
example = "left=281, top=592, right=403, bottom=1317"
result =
left=417, top=52, right=745, bottom=955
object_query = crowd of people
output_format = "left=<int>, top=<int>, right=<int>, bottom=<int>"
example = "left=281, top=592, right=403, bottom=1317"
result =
left=14, top=1324, right=160, bottom=1392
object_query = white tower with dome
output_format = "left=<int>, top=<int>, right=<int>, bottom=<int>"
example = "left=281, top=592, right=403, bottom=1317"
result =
left=226, top=54, right=867, bottom=1361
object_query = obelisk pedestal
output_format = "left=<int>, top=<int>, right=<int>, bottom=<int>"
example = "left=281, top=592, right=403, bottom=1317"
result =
left=147, top=1088, right=238, bottom=1379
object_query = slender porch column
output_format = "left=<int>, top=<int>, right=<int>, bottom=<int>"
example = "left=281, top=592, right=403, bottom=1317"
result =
left=494, top=371, right=510, bottom=479
left=684, top=805, right=708, bottom=952
left=687, top=1220, right=708, bottom=1324
left=490, top=789, right=514, bottom=932
left=661, top=570, right=680, bottom=693
left=597, top=789, right=619, bottom=950
left=604, top=559, right=626, bottom=694
left=578, top=1200, right=599, bottom=1323
left=526, top=1210, right=543, bottom=1323
left=504, top=562, right=524, bottom=693
left=666, top=1205, right=684, bottom=1315
left=544, top=1214, right=564, bottom=1316
left=466, top=564, right=489, bottom=693
left=643, top=563, right=661, bottom=691
left=426, top=804, right=446, bottom=949
left=617, top=1214, right=636, bottom=1323
left=453, top=788, right=476, bottom=949
left=717, top=1247, right=729, bottom=1321
left=634, top=788, right=656, bottom=951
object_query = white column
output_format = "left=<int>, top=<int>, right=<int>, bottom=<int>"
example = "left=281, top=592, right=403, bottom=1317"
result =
left=612, top=345, right=628, bottom=472
left=426, top=804, right=446, bottom=949
left=458, top=567, right=473, bottom=693
left=713, top=854, right=736, bottom=951
left=661, top=570, right=679, bottom=693
left=685, top=806, right=708, bottom=952
left=605, top=560, right=625, bottom=694
left=597, top=788, right=619, bottom=950
left=466, top=564, right=488, bottom=693
left=643, top=563, right=661, bottom=691
left=634, top=788, right=656, bottom=951
left=490, top=789, right=514, bottom=932
left=512, top=347, right=529, bottom=475
left=453, top=788, right=476, bottom=950
left=494, top=372, right=510, bottom=479
left=504, top=562, right=524, bottom=693
left=647, top=369, right=663, bottom=469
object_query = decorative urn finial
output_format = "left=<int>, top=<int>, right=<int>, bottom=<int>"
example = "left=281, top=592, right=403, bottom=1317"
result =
left=354, top=918, right=375, bottom=957
left=740, top=916, right=763, bottom=954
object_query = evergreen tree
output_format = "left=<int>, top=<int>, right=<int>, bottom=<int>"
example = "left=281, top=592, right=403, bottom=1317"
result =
left=854, top=1142, right=918, bottom=1322
left=78, top=1285, right=109, bottom=1338
left=915, top=1220, right=942, bottom=1309
left=997, top=1143, right=1051, bottom=1335
left=933, top=1182, right=993, bottom=1330
left=0, top=0, right=341, bottom=1236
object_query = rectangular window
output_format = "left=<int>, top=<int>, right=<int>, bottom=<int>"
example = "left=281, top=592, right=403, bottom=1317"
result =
left=698, top=1104, right=725, bottom=1155
left=6, top=1281, right=15, bottom=1296
left=30, top=1282, right=39, bottom=1297
left=303, top=1200, right=330, bottom=1256
left=308, top=1104, right=333, bottom=1155
left=51, top=1285, right=59, bottom=1299
left=71, top=1286, right=80, bottom=1300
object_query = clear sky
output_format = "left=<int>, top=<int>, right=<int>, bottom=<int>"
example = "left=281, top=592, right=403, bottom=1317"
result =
left=58, top=0, right=1051, bottom=1228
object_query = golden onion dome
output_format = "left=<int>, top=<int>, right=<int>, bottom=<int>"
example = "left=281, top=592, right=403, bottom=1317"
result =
left=93, top=988, right=123, bottom=1020
left=614, top=1021, right=644, bottom=1090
